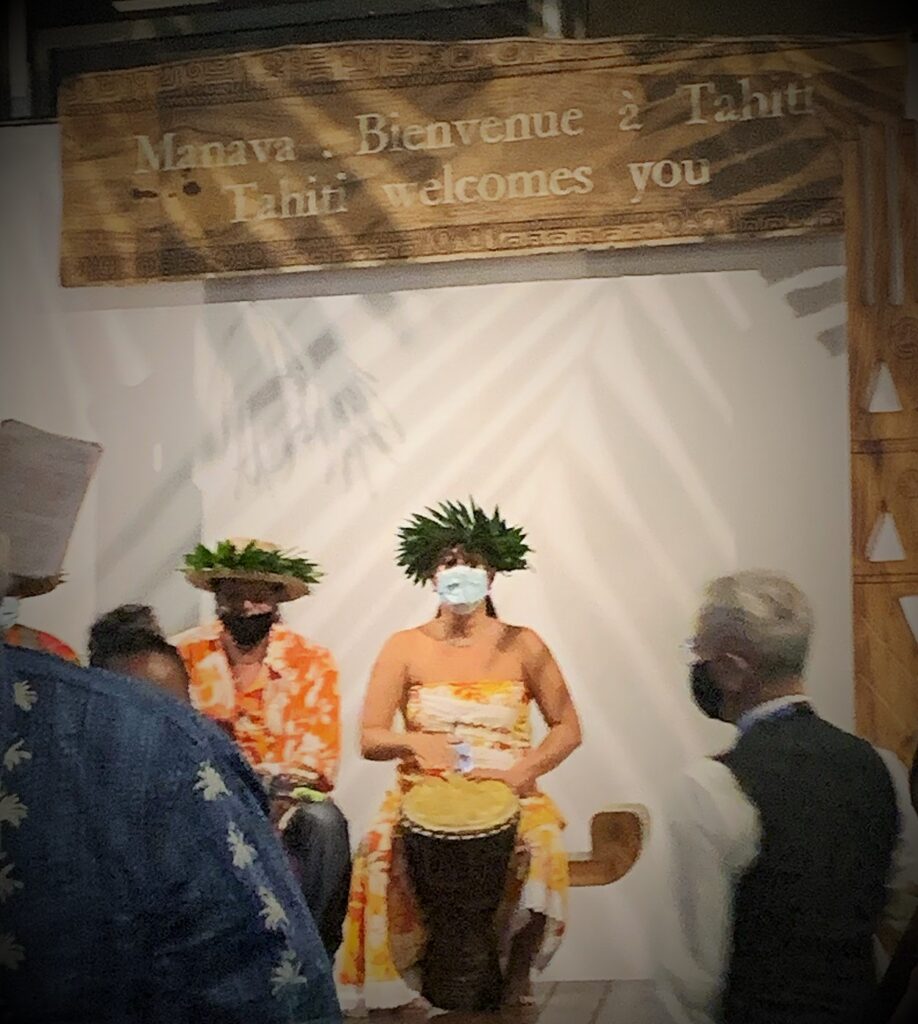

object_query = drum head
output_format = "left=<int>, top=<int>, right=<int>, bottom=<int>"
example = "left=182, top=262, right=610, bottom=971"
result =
left=402, top=775, right=519, bottom=835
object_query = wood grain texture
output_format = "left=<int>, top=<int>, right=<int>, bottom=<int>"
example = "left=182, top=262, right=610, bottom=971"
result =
left=57, top=36, right=907, bottom=285
left=568, top=805, right=647, bottom=887
left=854, top=579, right=918, bottom=764
left=847, top=119, right=918, bottom=766
left=847, top=124, right=918, bottom=444
left=852, top=447, right=918, bottom=578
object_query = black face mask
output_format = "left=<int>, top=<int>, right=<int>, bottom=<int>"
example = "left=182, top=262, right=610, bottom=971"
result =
left=220, top=612, right=275, bottom=650
left=690, top=661, right=726, bottom=721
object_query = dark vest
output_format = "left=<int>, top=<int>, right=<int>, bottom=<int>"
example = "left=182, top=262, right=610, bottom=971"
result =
left=717, top=705, right=899, bottom=1024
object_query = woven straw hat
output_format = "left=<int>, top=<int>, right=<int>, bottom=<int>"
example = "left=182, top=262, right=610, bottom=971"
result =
left=9, top=574, right=64, bottom=599
left=183, top=538, right=311, bottom=602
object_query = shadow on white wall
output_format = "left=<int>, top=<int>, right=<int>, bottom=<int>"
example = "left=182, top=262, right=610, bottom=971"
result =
left=0, top=124, right=854, bottom=980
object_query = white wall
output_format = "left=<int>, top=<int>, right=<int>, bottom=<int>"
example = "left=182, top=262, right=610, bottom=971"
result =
left=0, top=124, right=853, bottom=980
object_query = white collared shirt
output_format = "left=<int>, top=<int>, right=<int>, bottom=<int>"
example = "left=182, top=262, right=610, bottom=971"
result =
left=654, top=697, right=918, bottom=1024
left=734, top=693, right=812, bottom=734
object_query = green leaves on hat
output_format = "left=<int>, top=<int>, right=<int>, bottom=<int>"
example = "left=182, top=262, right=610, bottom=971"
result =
left=183, top=540, right=323, bottom=587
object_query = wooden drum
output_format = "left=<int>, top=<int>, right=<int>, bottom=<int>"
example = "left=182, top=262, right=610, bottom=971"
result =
left=400, top=776, right=520, bottom=1012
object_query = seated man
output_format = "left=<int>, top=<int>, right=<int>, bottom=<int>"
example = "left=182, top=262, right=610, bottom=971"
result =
left=173, top=539, right=351, bottom=959
left=91, top=603, right=344, bottom=929
left=2, top=573, right=80, bottom=663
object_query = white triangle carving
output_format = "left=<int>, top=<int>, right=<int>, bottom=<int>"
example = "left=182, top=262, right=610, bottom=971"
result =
left=899, top=596, right=918, bottom=648
left=867, top=362, right=903, bottom=413
left=867, top=512, right=906, bottom=562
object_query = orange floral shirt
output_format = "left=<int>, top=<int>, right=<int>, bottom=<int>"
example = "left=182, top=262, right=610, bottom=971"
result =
left=173, top=621, right=340, bottom=787
left=5, top=624, right=80, bottom=664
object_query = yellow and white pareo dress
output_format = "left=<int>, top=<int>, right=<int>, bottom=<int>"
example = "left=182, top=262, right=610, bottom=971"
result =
left=337, top=679, right=568, bottom=1010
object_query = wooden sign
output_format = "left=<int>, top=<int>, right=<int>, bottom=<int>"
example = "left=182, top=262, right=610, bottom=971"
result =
left=58, top=36, right=906, bottom=286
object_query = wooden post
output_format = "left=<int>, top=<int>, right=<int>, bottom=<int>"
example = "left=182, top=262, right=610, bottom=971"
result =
left=846, top=121, right=918, bottom=765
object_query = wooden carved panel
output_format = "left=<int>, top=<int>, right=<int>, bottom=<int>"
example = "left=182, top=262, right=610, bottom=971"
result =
left=847, top=120, right=918, bottom=762
left=847, top=123, right=918, bottom=443
left=854, top=580, right=918, bottom=764
left=58, top=37, right=906, bottom=285
left=852, top=446, right=918, bottom=578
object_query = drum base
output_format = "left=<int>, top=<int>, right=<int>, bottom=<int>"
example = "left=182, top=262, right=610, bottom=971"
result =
left=420, top=911, right=504, bottom=1012
left=402, top=822, right=517, bottom=1013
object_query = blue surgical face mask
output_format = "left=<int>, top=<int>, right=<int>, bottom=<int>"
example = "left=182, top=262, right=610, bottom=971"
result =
left=435, top=565, right=489, bottom=615
left=0, top=596, right=20, bottom=632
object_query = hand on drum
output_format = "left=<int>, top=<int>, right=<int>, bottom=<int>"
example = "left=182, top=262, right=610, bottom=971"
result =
left=407, top=731, right=462, bottom=772
left=467, top=764, right=537, bottom=797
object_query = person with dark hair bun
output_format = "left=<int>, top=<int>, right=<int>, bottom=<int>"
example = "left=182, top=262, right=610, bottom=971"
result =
left=89, top=605, right=189, bottom=703
left=90, top=602, right=161, bottom=641
left=89, top=603, right=161, bottom=656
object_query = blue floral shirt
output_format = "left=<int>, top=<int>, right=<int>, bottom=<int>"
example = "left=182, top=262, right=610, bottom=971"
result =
left=0, top=643, right=341, bottom=1023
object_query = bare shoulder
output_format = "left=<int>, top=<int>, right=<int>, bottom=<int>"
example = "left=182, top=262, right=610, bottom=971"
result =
left=508, top=625, right=549, bottom=653
left=374, top=627, right=423, bottom=658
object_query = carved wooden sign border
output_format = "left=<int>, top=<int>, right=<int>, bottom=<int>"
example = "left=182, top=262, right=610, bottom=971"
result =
left=58, top=36, right=906, bottom=286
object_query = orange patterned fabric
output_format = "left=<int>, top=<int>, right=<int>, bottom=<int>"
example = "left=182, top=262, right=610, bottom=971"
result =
left=337, top=679, right=568, bottom=1010
left=173, top=621, right=340, bottom=786
left=5, top=624, right=80, bottom=665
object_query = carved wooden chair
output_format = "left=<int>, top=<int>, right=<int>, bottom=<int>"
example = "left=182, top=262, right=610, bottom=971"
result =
left=569, top=803, right=649, bottom=887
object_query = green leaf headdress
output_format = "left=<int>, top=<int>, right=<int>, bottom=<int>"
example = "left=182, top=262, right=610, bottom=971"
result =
left=182, top=538, right=322, bottom=602
left=396, top=499, right=531, bottom=584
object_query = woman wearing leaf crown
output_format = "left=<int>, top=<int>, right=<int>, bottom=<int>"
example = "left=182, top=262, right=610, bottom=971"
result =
left=337, top=500, right=582, bottom=1012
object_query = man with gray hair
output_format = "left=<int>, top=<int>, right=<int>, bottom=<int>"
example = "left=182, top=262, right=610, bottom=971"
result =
left=656, top=570, right=918, bottom=1024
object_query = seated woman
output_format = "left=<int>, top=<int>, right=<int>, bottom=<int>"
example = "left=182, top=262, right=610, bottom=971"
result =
left=338, top=500, right=582, bottom=1012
